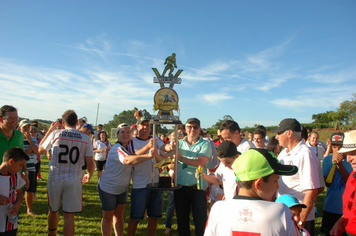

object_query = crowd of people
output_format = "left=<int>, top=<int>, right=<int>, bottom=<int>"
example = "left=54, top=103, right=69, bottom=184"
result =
left=0, top=104, right=356, bottom=236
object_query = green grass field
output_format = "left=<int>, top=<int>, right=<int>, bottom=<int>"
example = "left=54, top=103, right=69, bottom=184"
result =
left=17, top=157, right=185, bottom=236
left=16, top=130, right=335, bottom=235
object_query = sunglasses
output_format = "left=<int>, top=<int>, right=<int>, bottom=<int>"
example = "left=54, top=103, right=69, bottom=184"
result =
left=186, top=125, right=199, bottom=130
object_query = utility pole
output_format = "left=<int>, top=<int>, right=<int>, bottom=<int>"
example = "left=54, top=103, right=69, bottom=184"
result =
left=95, top=103, right=100, bottom=126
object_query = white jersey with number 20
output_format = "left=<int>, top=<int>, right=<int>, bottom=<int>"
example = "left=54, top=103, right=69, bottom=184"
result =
left=42, top=128, right=93, bottom=182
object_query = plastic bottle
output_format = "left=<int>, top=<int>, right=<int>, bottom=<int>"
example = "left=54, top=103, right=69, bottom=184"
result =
left=7, top=203, right=18, bottom=224
left=325, top=161, right=337, bottom=184
left=197, top=166, right=203, bottom=190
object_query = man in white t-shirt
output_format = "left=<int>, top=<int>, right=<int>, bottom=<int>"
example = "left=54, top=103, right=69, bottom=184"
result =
left=39, top=110, right=95, bottom=236
left=272, top=118, right=324, bottom=236
left=220, top=120, right=255, bottom=154
left=205, top=148, right=299, bottom=236
left=127, top=116, right=173, bottom=236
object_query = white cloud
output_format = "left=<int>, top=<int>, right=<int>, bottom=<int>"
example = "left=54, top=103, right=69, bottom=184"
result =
left=0, top=58, right=158, bottom=124
left=201, top=93, right=234, bottom=105
left=271, top=97, right=340, bottom=110
left=241, top=38, right=292, bottom=72
left=305, top=66, right=356, bottom=84
left=256, top=72, right=297, bottom=91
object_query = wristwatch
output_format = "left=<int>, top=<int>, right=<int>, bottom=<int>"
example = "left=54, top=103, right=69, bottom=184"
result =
left=180, top=156, right=185, bottom=162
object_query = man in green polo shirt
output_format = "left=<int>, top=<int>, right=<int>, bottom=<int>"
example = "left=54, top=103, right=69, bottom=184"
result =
left=0, top=105, right=28, bottom=189
left=175, top=118, right=212, bottom=236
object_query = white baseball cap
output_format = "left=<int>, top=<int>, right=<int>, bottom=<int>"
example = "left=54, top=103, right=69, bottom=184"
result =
left=338, top=130, right=356, bottom=153
left=19, top=119, right=31, bottom=128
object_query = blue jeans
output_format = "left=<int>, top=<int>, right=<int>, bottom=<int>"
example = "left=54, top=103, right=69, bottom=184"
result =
left=174, top=186, right=207, bottom=236
left=165, top=190, right=175, bottom=228
left=130, top=188, right=163, bottom=220
left=97, top=184, right=128, bottom=211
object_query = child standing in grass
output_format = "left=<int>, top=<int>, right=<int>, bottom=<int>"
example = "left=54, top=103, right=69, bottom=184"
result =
left=0, top=148, right=28, bottom=236
left=198, top=140, right=239, bottom=200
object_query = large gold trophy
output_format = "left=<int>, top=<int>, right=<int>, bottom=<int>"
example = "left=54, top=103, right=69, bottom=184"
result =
left=147, top=53, right=183, bottom=189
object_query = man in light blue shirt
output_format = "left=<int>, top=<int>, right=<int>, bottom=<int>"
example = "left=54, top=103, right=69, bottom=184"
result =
left=175, top=118, right=211, bottom=236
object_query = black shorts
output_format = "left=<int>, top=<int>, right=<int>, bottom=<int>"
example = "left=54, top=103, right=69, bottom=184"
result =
left=95, top=160, right=106, bottom=171
left=26, top=171, right=37, bottom=192
left=0, top=228, right=17, bottom=236
left=321, top=211, right=347, bottom=236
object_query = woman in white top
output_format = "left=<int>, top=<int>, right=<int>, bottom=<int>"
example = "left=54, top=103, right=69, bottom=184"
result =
left=93, top=131, right=111, bottom=179
left=98, top=124, right=157, bottom=236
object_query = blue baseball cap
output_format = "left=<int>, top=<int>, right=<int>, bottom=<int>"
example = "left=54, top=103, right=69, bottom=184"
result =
left=83, top=123, right=94, bottom=134
left=275, top=194, right=306, bottom=208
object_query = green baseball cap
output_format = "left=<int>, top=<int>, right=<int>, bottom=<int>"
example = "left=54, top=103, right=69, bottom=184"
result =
left=232, top=148, right=298, bottom=181
left=137, top=116, right=150, bottom=125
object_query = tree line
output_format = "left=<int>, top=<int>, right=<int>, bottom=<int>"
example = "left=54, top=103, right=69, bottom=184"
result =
left=20, top=93, right=355, bottom=136
left=311, top=93, right=356, bottom=129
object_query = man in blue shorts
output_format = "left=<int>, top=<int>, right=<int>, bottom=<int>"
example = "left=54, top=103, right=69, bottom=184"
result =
left=127, top=117, right=173, bottom=236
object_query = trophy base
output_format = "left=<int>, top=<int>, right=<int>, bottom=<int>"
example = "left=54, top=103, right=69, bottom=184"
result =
left=158, top=176, right=171, bottom=188
left=146, top=183, right=182, bottom=191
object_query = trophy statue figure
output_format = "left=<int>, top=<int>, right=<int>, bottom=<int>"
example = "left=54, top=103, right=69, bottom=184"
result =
left=151, top=53, right=183, bottom=122
left=162, top=53, right=177, bottom=77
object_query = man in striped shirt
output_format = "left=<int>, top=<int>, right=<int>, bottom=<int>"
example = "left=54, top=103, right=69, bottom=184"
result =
left=39, top=110, right=95, bottom=236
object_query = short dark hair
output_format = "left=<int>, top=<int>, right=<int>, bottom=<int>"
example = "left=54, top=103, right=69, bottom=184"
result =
left=305, top=126, right=312, bottom=133
left=220, top=120, right=240, bottom=133
left=301, top=127, right=308, bottom=141
left=238, top=174, right=271, bottom=189
left=254, top=130, right=266, bottom=137
left=266, top=136, right=279, bottom=153
left=3, top=147, right=29, bottom=162
left=98, top=124, right=103, bottom=127
left=62, top=110, right=77, bottom=127
left=78, top=118, right=86, bottom=124
left=0, top=105, right=17, bottom=118
left=255, top=125, right=266, bottom=133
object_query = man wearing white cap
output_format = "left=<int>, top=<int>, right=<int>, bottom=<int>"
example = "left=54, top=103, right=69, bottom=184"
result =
left=330, top=130, right=356, bottom=236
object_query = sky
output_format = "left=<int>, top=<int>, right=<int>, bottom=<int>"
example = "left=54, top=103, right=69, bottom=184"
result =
left=1, top=1, right=355, bottom=129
